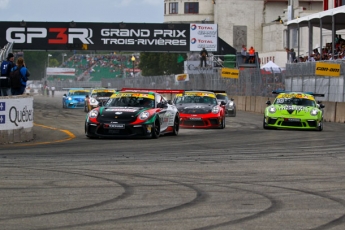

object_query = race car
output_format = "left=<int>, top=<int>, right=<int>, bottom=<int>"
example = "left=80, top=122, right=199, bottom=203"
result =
left=174, top=90, right=226, bottom=129
left=85, top=90, right=180, bottom=139
left=215, top=91, right=236, bottom=117
left=62, top=88, right=90, bottom=109
left=84, top=88, right=116, bottom=112
left=263, top=91, right=325, bottom=131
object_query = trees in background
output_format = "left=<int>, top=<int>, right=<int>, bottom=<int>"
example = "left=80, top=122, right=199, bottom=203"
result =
left=139, top=52, right=186, bottom=76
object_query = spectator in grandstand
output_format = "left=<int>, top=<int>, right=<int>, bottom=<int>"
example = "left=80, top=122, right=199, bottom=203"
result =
left=240, top=45, right=247, bottom=63
left=286, top=48, right=297, bottom=63
left=246, top=46, right=255, bottom=63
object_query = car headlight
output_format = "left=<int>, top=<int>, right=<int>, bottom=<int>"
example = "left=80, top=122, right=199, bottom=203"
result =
left=90, top=98, right=97, bottom=103
left=229, top=102, right=234, bottom=106
left=139, top=111, right=150, bottom=120
left=89, top=110, right=98, bottom=118
left=269, top=106, right=276, bottom=113
left=68, top=97, right=72, bottom=101
left=212, top=106, right=220, bottom=114
left=310, top=109, right=319, bottom=116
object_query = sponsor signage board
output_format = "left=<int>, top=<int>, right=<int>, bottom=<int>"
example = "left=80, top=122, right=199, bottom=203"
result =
left=46, top=68, right=76, bottom=76
left=0, top=22, right=191, bottom=52
left=315, top=62, right=341, bottom=77
left=175, top=74, right=189, bottom=83
left=190, top=23, right=218, bottom=52
left=0, top=97, right=34, bottom=130
left=221, top=68, right=239, bottom=79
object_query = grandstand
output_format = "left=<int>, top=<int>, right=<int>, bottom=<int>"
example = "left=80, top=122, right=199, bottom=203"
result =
left=48, top=54, right=137, bottom=81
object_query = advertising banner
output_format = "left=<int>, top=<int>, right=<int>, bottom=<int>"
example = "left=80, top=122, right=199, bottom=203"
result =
left=221, top=68, right=239, bottom=79
left=315, top=62, right=341, bottom=77
left=46, top=68, right=75, bottom=76
left=0, top=22, right=190, bottom=52
left=0, top=97, right=34, bottom=130
left=184, top=61, right=214, bottom=74
left=190, top=23, right=218, bottom=52
left=175, top=74, right=189, bottom=83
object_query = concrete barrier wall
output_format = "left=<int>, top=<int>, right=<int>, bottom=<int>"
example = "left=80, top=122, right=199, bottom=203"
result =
left=236, top=96, right=345, bottom=123
left=323, top=102, right=336, bottom=122
left=335, top=102, right=345, bottom=123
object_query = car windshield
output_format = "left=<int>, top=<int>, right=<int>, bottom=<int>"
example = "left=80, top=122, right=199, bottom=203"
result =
left=216, top=94, right=228, bottom=101
left=69, top=91, right=89, bottom=96
left=93, top=92, right=114, bottom=97
left=105, top=96, right=155, bottom=108
left=274, top=97, right=316, bottom=107
left=175, top=96, right=217, bottom=105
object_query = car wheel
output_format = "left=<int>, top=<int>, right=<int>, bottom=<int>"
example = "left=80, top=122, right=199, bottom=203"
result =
left=151, top=119, right=160, bottom=139
left=318, top=120, right=323, bottom=131
left=171, top=116, right=179, bottom=136
left=263, top=117, right=268, bottom=129
left=220, top=116, right=226, bottom=129
left=85, top=122, right=97, bottom=139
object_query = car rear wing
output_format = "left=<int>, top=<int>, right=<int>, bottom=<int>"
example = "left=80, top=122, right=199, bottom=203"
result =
left=272, top=90, right=325, bottom=97
left=120, top=88, right=184, bottom=94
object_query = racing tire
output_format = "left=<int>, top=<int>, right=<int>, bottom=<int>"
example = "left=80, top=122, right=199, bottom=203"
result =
left=85, top=122, right=97, bottom=139
left=171, top=116, right=180, bottom=136
left=318, top=120, right=323, bottom=131
left=263, top=117, right=269, bottom=129
left=220, top=116, right=226, bottom=129
left=151, top=119, right=160, bottom=139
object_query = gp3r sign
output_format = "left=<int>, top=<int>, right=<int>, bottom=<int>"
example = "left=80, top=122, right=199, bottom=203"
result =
left=315, top=62, right=341, bottom=77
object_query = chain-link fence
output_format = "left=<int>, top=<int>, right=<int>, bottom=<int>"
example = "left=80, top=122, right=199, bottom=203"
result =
left=100, top=68, right=285, bottom=97
left=45, top=60, right=345, bottom=101
left=285, top=61, right=345, bottom=102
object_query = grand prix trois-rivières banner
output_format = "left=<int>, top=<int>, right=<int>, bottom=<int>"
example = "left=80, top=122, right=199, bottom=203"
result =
left=0, top=22, right=218, bottom=52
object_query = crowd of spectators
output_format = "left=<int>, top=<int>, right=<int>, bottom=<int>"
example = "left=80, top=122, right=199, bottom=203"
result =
left=287, top=34, right=345, bottom=62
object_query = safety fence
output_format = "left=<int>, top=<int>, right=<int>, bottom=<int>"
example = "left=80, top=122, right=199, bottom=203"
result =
left=44, top=60, right=345, bottom=102
left=285, top=61, right=345, bottom=102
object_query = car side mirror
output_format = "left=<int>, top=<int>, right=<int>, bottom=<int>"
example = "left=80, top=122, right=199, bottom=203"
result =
left=230, top=98, right=234, bottom=101
left=157, top=102, right=168, bottom=108
left=266, top=100, right=271, bottom=105
left=319, top=104, right=325, bottom=109
left=63, top=94, right=67, bottom=97
left=167, top=100, right=172, bottom=105
left=221, top=101, right=226, bottom=105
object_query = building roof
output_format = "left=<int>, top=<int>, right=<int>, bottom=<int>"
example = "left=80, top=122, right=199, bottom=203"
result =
left=287, top=6, right=345, bottom=31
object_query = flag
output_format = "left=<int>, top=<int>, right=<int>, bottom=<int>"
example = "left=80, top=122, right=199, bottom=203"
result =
left=177, top=54, right=184, bottom=63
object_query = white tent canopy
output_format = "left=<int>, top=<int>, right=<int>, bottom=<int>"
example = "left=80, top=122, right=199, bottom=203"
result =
left=261, top=61, right=282, bottom=73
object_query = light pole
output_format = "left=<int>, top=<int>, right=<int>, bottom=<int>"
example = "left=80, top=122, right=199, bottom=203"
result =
left=48, top=54, right=52, bottom=67
left=131, top=55, right=135, bottom=77
left=62, top=53, right=67, bottom=65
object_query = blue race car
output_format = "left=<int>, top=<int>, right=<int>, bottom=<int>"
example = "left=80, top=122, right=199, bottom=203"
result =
left=62, top=88, right=90, bottom=109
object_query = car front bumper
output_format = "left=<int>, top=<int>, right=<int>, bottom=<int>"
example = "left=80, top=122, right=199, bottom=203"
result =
left=85, top=122, right=155, bottom=138
left=265, top=116, right=321, bottom=130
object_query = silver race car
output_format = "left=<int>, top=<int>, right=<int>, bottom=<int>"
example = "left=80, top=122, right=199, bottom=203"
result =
left=215, top=92, right=236, bottom=117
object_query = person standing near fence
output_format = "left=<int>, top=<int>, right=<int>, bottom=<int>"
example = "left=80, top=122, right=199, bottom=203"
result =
left=51, top=85, right=55, bottom=97
left=10, top=57, right=29, bottom=95
left=199, top=47, right=208, bottom=67
left=0, top=53, right=15, bottom=96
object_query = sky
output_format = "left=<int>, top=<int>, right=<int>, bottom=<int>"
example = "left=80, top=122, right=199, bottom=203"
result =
left=0, top=0, right=164, bottom=23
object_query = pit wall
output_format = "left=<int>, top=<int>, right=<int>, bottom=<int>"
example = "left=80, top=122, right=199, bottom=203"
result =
left=232, top=96, right=345, bottom=123
left=0, top=95, right=34, bottom=144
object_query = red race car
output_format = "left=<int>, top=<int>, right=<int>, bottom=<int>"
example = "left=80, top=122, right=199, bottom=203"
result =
left=174, top=90, right=226, bottom=129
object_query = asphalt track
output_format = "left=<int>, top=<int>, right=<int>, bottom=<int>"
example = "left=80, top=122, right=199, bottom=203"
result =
left=1, top=95, right=345, bottom=230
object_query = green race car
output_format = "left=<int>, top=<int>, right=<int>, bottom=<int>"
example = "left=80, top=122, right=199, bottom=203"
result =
left=263, top=91, right=325, bottom=131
